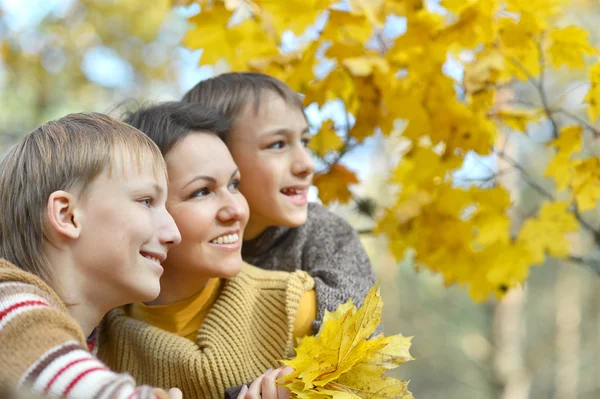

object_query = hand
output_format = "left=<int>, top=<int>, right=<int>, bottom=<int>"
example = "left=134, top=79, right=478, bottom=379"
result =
left=237, top=367, right=294, bottom=399
left=153, top=388, right=183, bottom=399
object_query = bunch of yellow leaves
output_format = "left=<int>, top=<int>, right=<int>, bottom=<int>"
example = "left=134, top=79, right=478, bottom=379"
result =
left=280, top=284, right=414, bottom=398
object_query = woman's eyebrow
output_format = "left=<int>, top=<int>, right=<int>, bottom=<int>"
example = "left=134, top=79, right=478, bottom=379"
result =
left=183, top=175, right=216, bottom=189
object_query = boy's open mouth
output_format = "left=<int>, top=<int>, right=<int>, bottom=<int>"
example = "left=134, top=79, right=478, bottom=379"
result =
left=281, top=186, right=308, bottom=205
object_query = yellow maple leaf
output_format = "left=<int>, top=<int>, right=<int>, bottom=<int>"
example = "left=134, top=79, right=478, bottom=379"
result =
left=314, top=164, right=359, bottom=205
left=321, top=10, right=372, bottom=44
left=504, top=0, right=567, bottom=19
left=281, top=284, right=414, bottom=399
left=517, top=201, right=579, bottom=264
left=182, top=2, right=278, bottom=69
left=463, top=49, right=506, bottom=94
left=546, top=26, right=596, bottom=70
left=182, top=2, right=233, bottom=64
left=545, top=153, right=574, bottom=191
left=584, top=62, right=600, bottom=122
left=550, top=125, right=583, bottom=156
left=572, top=158, right=600, bottom=211
left=498, top=15, right=541, bottom=79
left=494, top=108, right=542, bottom=133
left=348, top=0, right=385, bottom=26
left=309, top=121, right=344, bottom=157
left=342, top=56, right=390, bottom=77
left=254, top=0, right=333, bottom=35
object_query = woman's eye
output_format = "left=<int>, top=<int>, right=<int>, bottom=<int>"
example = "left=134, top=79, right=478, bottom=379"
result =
left=191, top=188, right=210, bottom=198
left=301, top=138, right=311, bottom=147
left=268, top=141, right=285, bottom=149
left=228, top=180, right=240, bottom=192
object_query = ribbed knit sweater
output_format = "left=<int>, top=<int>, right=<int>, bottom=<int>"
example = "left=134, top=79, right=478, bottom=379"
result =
left=242, top=203, right=377, bottom=333
left=97, top=264, right=314, bottom=399
left=0, top=259, right=160, bottom=399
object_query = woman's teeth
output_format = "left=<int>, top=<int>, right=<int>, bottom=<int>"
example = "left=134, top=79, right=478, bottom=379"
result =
left=144, top=255, right=160, bottom=264
left=210, top=233, right=240, bottom=245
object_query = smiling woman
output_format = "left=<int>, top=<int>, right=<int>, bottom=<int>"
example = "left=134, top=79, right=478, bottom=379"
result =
left=97, top=102, right=316, bottom=399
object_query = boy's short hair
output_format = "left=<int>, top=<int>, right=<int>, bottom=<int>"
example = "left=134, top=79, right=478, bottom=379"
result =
left=181, top=72, right=305, bottom=136
left=0, top=113, right=166, bottom=284
left=122, top=101, right=231, bottom=155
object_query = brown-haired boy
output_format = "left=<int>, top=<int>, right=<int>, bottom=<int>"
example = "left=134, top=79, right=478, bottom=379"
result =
left=182, top=72, right=377, bottom=332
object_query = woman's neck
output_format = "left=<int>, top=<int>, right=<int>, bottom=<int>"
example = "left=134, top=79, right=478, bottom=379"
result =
left=148, top=269, right=210, bottom=306
left=243, top=215, right=269, bottom=241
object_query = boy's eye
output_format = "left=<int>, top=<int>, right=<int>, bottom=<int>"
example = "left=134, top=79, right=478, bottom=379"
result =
left=228, top=180, right=240, bottom=192
left=268, top=141, right=285, bottom=149
left=190, top=188, right=210, bottom=198
left=139, top=198, right=153, bottom=207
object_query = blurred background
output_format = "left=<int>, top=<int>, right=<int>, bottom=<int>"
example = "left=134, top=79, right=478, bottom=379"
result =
left=1, top=1, right=600, bottom=398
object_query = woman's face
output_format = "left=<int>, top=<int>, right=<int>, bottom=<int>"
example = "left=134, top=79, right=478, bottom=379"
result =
left=162, top=132, right=249, bottom=279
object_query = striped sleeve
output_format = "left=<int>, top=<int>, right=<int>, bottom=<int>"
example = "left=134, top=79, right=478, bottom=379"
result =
left=0, top=281, right=160, bottom=399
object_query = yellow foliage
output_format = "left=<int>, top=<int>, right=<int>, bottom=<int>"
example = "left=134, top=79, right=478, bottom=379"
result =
left=572, top=158, right=600, bottom=211
left=178, top=0, right=600, bottom=302
left=254, top=0, right=334, bottom=36
left=313, top=165, right=359, bottom=205
left=546, top=26, right=596, bottom=69
left=309, top=121, right=344, bottom=157
left=517, top=201, right=579, bottom=264
left=585, top=62, right=600, bottom=122
left=281, top=284, right=414, bottom=399
left=493, top=108, right=542, bottom=133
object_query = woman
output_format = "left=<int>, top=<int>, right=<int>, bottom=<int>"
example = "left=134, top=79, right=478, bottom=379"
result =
left=97, top=102, right=315, bottom=399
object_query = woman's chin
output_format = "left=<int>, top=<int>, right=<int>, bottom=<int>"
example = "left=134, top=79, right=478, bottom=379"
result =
left=216, top=259, right=244, bottom=278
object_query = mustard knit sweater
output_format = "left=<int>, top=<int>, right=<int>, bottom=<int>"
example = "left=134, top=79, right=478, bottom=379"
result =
left=97, top=264, right=314, bottom=399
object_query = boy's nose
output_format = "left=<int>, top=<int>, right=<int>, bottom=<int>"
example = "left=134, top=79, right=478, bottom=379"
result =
left=292, top=147, right=315, bottom=177
left=161, top=211, right=182, bottom=246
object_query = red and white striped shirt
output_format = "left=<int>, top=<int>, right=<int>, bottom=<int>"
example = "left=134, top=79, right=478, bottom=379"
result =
left=0, top=260, right=161, bottom=399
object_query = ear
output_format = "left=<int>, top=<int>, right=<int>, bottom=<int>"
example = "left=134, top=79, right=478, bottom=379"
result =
left=46, top=190, right=81, bottom=240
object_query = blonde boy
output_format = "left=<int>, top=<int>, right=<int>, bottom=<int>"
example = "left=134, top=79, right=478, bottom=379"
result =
left=0, top=113, right=182, bottom=398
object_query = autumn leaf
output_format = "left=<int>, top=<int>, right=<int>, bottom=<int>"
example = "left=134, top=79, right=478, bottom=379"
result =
left=182, top=2, right=233, bottom=65
left=321, top=10, right=372, bottom=44
left=517, top=201, right=579, bottom=264
left=549, top=125, right=583, bottom=156
left=314, top=165, right=359, bottom=205
left=463, top=49, right=506, bottom=94
left=254, top=0, right=333, bottom=35
left=493, top=108, right=542, bottom=133
left=584, top=62, right=600, bottom=122
left=546, top=26, right=596, bottom=70
left=309, top=120, right=344, bottom=157
left=281, top=284, right=414, bottom=399
left=572, top=158, right=600, bottom=211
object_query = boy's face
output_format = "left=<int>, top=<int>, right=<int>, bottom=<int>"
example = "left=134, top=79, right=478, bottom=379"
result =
left=163, top=133, right=249, bottom=281
left=227, top=92, right=315, bottom=239
left=73, top=153, right=181, bottom=305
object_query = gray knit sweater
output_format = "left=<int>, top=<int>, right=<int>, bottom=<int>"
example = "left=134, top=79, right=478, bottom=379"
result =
left=242, top=202, right=377, bottom=333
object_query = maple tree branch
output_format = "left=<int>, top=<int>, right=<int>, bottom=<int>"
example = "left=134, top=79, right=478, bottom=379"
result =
left=507, top=52, right=559, bottom=139
left=536, top=37, right=560, bottom=139
left=496, top=150, right=600, bottom=248
left=566, top=255, right=600, bottom=275
left=553, top=107, right=600, bottom=138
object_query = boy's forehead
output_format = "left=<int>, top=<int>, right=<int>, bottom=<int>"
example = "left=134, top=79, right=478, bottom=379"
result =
left=107, top=146, right=167, bottom=182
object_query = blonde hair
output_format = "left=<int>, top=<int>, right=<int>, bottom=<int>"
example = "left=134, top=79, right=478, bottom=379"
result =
left=0, top=112, right=166, bottom=285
